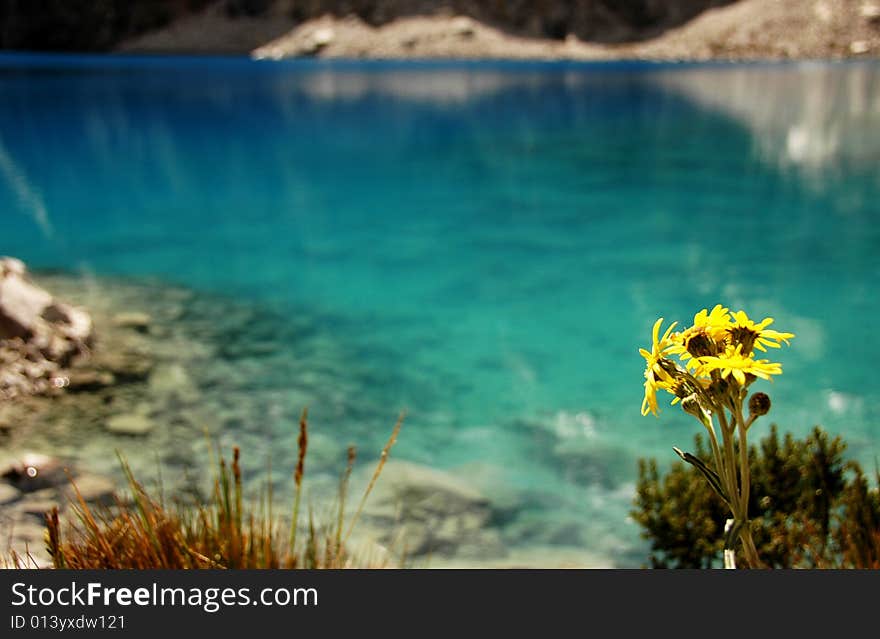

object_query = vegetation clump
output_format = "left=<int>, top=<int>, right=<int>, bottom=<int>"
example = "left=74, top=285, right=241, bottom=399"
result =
left=40, top=409, right=404, bottom=569
left=633, top=424, right=880, bottom=569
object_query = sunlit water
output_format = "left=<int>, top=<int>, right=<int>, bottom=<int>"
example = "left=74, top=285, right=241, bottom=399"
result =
left=2, top=54, right=879, bottom=566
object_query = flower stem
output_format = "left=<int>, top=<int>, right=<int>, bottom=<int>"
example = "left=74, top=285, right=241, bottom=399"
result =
left=739, top=524, right=762, bottom=568
left=716, top=407, right=741, bottom=515
left=732, top=392, right=761, bottom=568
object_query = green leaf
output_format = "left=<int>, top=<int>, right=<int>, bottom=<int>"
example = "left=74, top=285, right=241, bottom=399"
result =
left=673, top=447, right=729, bottom=505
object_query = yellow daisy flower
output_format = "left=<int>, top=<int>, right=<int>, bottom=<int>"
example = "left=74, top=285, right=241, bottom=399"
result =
left=692, top=304, right=732, bottom=342
left=668, top=304, right=730, bottom=369
left=727, top=310, right=795, bottom=355
left=640, top=317, right=678, bottom=416
left=696, top=344, right=783, bottom=386
left=641, top=377, right=667, bottom=417
left=670, top=326, right=719, bottom=371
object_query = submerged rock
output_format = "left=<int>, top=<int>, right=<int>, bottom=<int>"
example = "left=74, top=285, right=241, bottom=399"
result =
left=60, top=472, right=117, bottom=506
left=112, top=311, right=152, bottom=334
left=65, top=369, right=116, bottom=392
left=92, top=349, right=154, bottom=382
left=352, top=460, right=506, bottom=560
left=105, top=412, right=156, bottom=436
left=0, top=481, right=20, bottom=505
left=0, top=452, right=70, bottom=492
left=148, top=363, right=199, bottom=405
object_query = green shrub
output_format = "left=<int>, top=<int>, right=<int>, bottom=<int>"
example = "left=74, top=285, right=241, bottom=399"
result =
left=632, top=425, right=880, bottom=568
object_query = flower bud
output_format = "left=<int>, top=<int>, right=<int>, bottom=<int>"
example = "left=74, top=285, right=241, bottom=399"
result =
left=748, top=392, right=771, bottom=417
left=680, top=395, right=704, bottom=420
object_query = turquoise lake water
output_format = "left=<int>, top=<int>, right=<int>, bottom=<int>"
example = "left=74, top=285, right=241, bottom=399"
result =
left=1, top=54, right=879, bottom=566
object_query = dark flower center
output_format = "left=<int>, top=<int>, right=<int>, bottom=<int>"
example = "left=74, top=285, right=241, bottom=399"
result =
left=685, top=331, right=717, bottom=358
left=727, top=326, right=758, bottom=355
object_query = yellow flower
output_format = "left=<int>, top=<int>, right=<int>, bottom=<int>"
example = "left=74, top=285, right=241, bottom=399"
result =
left=641, top=377, right=667, bottom=417
left=727, top=310, right=795, bottom=355
left=669, top=304, right=730, bottom=369
left=691, top=304, right=732, bottom=342
left=696, top=344, right=783, bottom=386
left=670, top=327, right=718, bottom=370
left=640, top=317, right=678, bottom=416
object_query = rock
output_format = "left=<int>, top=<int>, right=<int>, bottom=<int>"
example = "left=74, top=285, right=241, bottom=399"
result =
left=300, top=27, right=335, bottom=56
left=860, top=3, right=880, bottom=21
left=501, top=512, right=586, bottom=547
left=148, top=363, right=199, bottom=404
left=0, top=257, right=94, bottom=396
left=42, top=302, right=93, bottom=348
left=0, top=258, right=92, bottom=347
left=0, top=406, right=13, bottom=433
left=1, top=452, right=70, bottom=492
left=0, top=257, right=26, bottom=277
left=0, top=261, right=53, bottom=339
left=451, top=16, right=476, bottom=38
left=352, top=460, right=504, bottom=560
left=65, top=368, right=116, bottom=392
left=0, top=481, right=20, bottom=505
left=400, top=35, right=419, bottom=48
left=552, top=439, right=632, bottom=489
left=62, top=472, right=117, bottom=506
left=312, top=27, right=335, bottom=48
left=106, top=412, right=155, bottom=436
left=17, top=498, right=58, bottom=521
left=850, top=40, right=870, bottom=54
left=94, top=350, right=154, bottom=382
left=112, top=311, right=151, bottom=333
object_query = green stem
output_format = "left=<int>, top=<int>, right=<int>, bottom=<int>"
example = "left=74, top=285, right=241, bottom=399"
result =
left=734, top=400, right=751, bottom=527
left=716, top=407, right=741, bottom=516
left=732, top=394, right=762, bottom=568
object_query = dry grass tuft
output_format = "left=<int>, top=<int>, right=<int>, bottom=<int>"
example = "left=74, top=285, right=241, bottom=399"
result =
left=39, top=410, right=405, bottom=569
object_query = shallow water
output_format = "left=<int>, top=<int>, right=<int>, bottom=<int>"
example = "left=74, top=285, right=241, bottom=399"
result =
left=2, top=55, right=879, bottom=566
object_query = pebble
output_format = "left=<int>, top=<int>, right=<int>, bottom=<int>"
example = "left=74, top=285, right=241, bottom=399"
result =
left=112, top=311, right=152, bottom=333
left=65, top=369, right=116, bottom=392
left=106, top=413, right=155, bottom=436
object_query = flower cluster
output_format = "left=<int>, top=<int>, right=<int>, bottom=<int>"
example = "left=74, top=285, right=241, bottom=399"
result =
left=637, top=304, right=795, bottom=568
left=640, top=304, right=794, bottom=417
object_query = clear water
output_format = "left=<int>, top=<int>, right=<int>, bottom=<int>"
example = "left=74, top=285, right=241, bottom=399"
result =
left=2, top=54, right=879, bottom=566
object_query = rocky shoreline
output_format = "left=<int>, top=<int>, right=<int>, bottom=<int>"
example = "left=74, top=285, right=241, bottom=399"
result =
left=116, top=1, right=880, bottom=61
left=0, top=259, right=617, bottom=568
left=1, top=1, right=878, bottom=61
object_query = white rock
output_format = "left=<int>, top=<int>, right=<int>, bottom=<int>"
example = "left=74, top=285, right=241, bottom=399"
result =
left=312, top=27, right=335, bottom=48
left=0, top=257, right=94, bottom=378
left=860, top=3, right=880, bottom=20
left=451, top=16, right=476, bottom=37
left=0, top=257, right=26, bottom=277
left=0, top=265, right=53, bottom=338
